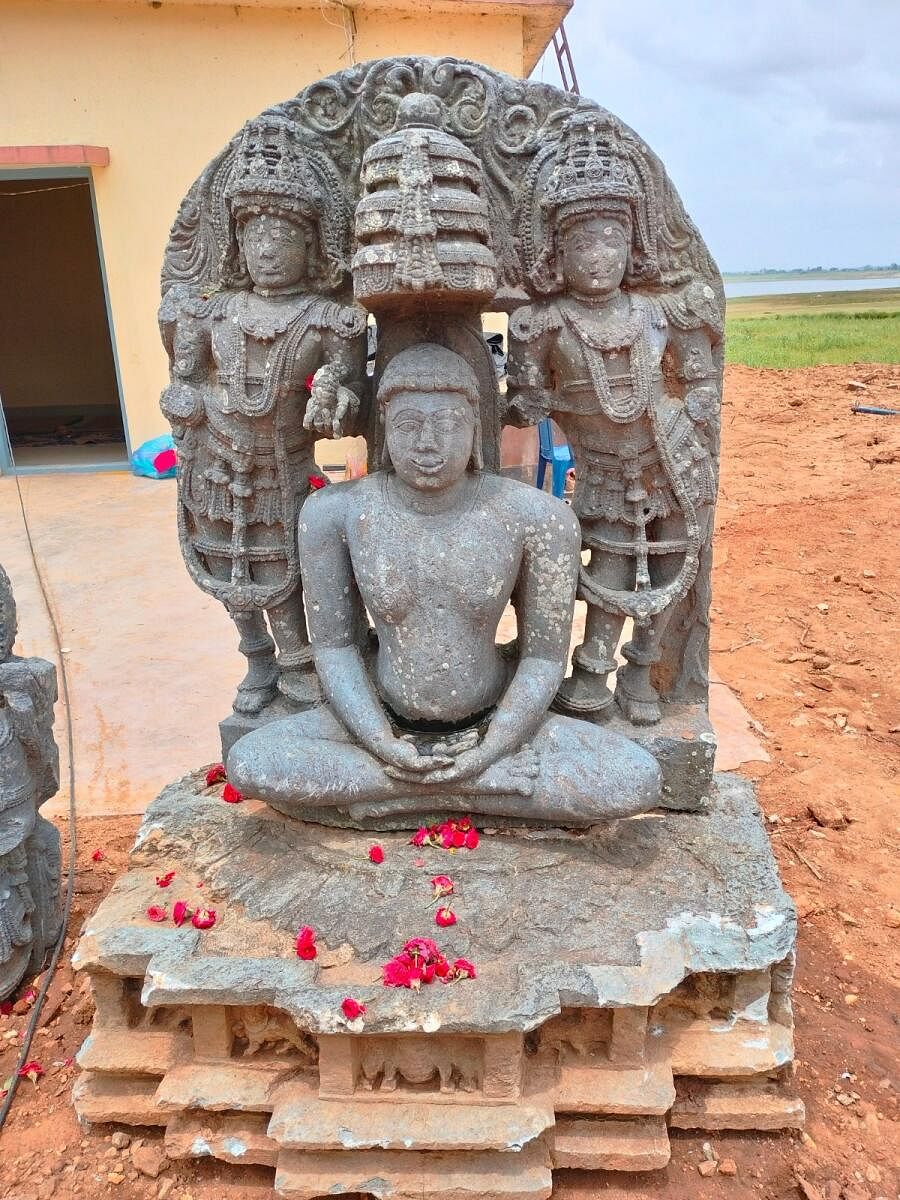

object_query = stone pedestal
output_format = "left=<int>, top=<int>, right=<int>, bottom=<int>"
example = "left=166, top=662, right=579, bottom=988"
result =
left=601, top=703, right=716, bottom=812
left=72, top=771, right=802, bottom=1195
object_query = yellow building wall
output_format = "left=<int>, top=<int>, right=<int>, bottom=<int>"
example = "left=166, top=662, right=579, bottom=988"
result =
left=2, top=1, right=526, bottom=453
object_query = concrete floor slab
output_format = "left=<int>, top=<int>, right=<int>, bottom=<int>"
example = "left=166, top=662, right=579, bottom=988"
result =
left=1, top=472, right=767, bottom=817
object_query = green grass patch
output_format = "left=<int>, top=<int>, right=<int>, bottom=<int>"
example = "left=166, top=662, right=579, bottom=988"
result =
left=724, top=290, right=900, bottom=368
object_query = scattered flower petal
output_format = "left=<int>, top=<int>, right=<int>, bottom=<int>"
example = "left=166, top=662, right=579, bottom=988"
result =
left=173, top=900, right=191, bottom=927
left=191, top=907, right=217, bottom=930
left=450, top=958, right=477, bottom=980
left=156, top=871, right=176, bottom=888
left=304, top=374, right=315, bottom=391
left=145, top=905, right=167, bottom=923
left=340, top=997, right=367, bottom=1021
left=90, top=849, right=105, bottom=863
left=430, top=875, right=454, bottom=899
left=222, top=782, right=243, bottom=804
left=412, top=818, right=481, bottom=852
left=435, top=906, right=457, bottom=928
left=308, top=474, right=328, bottom=490
left=18, top=1061, right=43, bottom=1084
left=382, top=937, right=454, bottom=990
left=205, top=763, right=227, bottom=786
left=296, top=926, right=317, bottom=960
left=368, top=844, right=385, bottom=864
left=0, top=1001, right=13, bottom=1016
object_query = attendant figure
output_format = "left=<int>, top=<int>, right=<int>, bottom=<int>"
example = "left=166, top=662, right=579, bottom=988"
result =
left=228, top=344, right=660, bottom=826
left=507, top=113, right=722, bottom=724
left=160, top=115, right=366, bottom=715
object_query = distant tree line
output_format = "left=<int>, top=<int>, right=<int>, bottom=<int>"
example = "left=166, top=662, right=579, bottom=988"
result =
left=725, top=264, right=899, bottom=276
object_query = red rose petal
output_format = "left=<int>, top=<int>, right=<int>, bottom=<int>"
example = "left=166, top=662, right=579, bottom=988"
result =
left=340, top=997, right=367, bottom=1021
left=156, top=871, right=176, bottom=888
left=451, top=957, right=476, bottom=980
left=173, top=900, right=191, bottom=927
left=296, top=926, right=317, bottom=960
left=222, top=782, right=243, bottom=804
left=90, top=849, right=105, bottom=863
left=191, top=908, right=216, bottom=930
left=435, top=906, right=457, bottom=928
left=308, top=474, right=328, bottom=490
left=368, top=844, right=385, bottom=864
left=464, top=828, right=479, bottom=849
left=205, top=763, right=227, bottom=786
left=146, top=905, right=168, bottom=923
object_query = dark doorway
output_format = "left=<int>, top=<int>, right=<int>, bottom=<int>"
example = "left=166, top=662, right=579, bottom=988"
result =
left=0, top=174, right=127, bottom=471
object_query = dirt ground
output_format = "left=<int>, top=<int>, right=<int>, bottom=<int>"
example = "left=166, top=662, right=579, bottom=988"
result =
left=1, top=363, right=897, bottom=1200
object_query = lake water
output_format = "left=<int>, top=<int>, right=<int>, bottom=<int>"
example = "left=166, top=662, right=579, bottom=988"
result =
left=724, top=276, right=900, bottom=299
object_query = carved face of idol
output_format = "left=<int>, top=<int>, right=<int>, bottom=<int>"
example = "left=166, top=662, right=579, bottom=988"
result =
left=385, top=391, right=476, bottom=492
left=559, top=214, right=629, bottom=297
left=241, top=213, right=310, bottom=291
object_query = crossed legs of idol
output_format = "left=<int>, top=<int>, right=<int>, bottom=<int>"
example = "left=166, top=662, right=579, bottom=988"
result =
left=559, top=511, right=690, bottom=725
left=201, top=515, right=315, bottom=715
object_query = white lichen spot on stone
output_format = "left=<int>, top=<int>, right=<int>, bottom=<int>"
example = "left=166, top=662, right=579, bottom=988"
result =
left=222, top=1137, right=247, bottom=1157
left=191, top=1137, right=212, bottom=1156
left=421, top=1012, right=441, bottom=1033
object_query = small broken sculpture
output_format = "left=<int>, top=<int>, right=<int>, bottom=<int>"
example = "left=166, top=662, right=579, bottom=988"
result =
left=0, top=564, right=61, bottom=1001
left=227, top=344, right=661, bottom=825
left=507, top=112, right=722, bottom=724
left=160, top=114, right=366, bottom=717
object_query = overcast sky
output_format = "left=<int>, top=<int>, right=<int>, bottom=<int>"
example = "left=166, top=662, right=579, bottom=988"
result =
left=532, top=0, right=899, bottom=271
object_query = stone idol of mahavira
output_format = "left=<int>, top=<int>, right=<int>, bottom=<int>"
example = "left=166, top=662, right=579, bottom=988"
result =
left=227, top=343, right=661, bottom=826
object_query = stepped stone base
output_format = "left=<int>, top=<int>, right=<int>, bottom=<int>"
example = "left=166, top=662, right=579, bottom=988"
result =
left=71, top=769, right=801, bottom=1192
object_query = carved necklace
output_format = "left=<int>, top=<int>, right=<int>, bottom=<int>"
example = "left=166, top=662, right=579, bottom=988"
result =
left=561, top=294, right=651, bottom=425
left=235, top=290, right=315, bottom=341
left=223, top=293, right=317, bottom=418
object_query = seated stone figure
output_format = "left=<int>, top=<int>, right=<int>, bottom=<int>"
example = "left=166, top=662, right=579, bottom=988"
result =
left=228, top=345, right=661, bottom=827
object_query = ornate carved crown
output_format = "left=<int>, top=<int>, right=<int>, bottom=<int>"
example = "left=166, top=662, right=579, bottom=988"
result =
left=542, top=113, right=643, bottom=223
left=225, top=115, right=325, bottom=221
left=524, top=110, right=658, bottom=287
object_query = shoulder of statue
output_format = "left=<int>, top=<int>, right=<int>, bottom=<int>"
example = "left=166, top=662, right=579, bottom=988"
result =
left=508, top=301, right=562, bottom=344
left=301, top=476, right=362, bottom=528
left=499, top=476, right=580, bottom=542
left=307, top=299, right=367, bottom=339
left=628, top=292, right=667, bottom=331
left=159, top=282, right=223, bottom=325
left=658, top=282, right=724, bottom=336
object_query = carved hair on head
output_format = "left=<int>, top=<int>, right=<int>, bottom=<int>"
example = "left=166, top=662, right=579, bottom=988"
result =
left=556, top=198, right=633, bottom=237
left=377, top=344, right=483, bottom=471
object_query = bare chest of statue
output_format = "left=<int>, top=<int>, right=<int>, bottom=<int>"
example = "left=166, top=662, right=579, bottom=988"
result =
left=345, top=476, right=519, bottom=722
